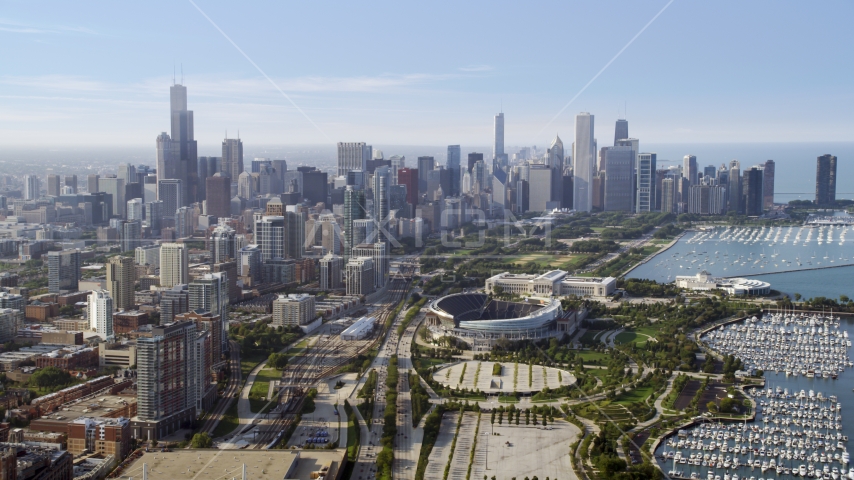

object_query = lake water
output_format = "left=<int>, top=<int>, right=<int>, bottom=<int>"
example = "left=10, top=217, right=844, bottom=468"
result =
left=628, top=226, right=854, bottom=300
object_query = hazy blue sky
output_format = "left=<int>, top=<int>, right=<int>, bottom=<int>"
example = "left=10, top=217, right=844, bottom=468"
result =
left=2, top=1, right=852, bottom=148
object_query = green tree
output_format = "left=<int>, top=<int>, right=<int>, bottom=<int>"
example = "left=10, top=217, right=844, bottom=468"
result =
left=706, top=401, right=718, bottom=413
left=190, top=433, right=213, bottom=448
left=30, top=366, right=72, bottom=389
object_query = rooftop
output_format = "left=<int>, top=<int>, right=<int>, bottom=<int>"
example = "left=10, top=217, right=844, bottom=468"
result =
left=118, top=449, right=344, bottom=480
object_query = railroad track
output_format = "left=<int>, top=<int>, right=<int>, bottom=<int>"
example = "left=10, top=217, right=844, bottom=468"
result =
left=250, top=267, right=416, bottom=449
left=197, top=340, right=242, bottom=435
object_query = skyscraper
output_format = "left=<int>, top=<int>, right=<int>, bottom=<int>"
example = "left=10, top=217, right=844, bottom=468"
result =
left=601, top=146, right=634, bottom=212
left=284, top=211, right=305, bottom=260
left=160, top=243, right=189, bottom=288
left=210, top=224, right=237, bottom=263
left=417, top=157, right=435, bottom=193
left=319, top=254, right=343, bottom=290
left=661, top=177, right=675, bottom=213
left=122, top=220, right=142, bottom=252
left=99, top=177, right=125, bottom=218
left=254, top=216, right=285, bottom=261
left=493, top=112, right=505, bottom=166
left=742, top=166, right=765, bottom=216
left=48, top=249, right=80, bottom=294
left=47, top=174, right=61, bottom=197
left=206, top=173, right=231, bottom=218
left=221, top=138, right=244, bottom=181
left=106, top=256, right=135, bottom=311
left=815, top=154, right=837, bottom=206
left=145, top=201, right=164, bottom=234
left=373, top=167, right=391, bottom=244
left=683, top=155, right=698, bottom=187
left=728, top=160, right=741, bottom=214
left=337, top=142, right=371, bottom=177
left=447, top=145, right=461, bottom=196
left=157, top=179, right=183, bottom=219
left=548, top=135, right=565, bottom=205
left=636, top=153, right=657, bottom=213
left=127, top=198, right=143, bottom=222
left=88, top=290, right=114, bottom=338
left=614, top=119, right=629, bottom=145
left=170, top=84, right=199, bottom=205
left=87, top=174, right=99, bottom=194
left=398, top=168, right=419, bottom=207
left=345, top=257, right=374, bottom=296
left=23, top=175, right=40, bottom=200
left=763, top=160, right=775, bottom=209
left=343, top=186, right=367, bottom=260
left=64, top=175, right=78, bottom=194
left=389, top=155, right=405, bottom=185
left=189, top=272, right=228, bottom=351
left=573, top=113, right=595, bottom=212
left=136, top=321, right=197, bottom=423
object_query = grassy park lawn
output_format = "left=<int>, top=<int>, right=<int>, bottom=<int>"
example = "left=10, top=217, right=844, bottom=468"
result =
left=575, top=350, right=611, bottom=363
left=211, top=400, right=240, bottom=438
left=249, top=367, right=281, bottom=413
left=578, top=330, right=603, bottom=344
left=613, top=386, right=655, bottom=406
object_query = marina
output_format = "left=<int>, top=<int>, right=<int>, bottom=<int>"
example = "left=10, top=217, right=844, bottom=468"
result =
left=656, top=312, right=854, bottom=480
left=628, top=225, right=854, bottom=299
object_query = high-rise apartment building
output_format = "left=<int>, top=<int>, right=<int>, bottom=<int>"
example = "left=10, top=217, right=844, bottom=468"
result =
left=284, top=210, right=305, bottom=260
left=727, top=160, right=741, bottom=214
left=99, top=177, right=125, bottom=218
left=272, top=293, right=316, bottom=327
left=345, top=257, right=374, bottom=296
left=337, top=142, right=371, bottom=177
left=763, top=160, right=775, bottom=209
left=160, top=243, right=189, bottom=288
left=352, top=242, right=388, bottom=290
left=48, top=249, right=80, bottom=294
left=573, top=113, right=595, bottom=212
left=636, top=153, right=657, bottom=213
left=205, top=173, right=231, bottom=218
left=145, top=201, right=164, bottom=234
left=174, top=206, right=193, bottom=239
left=159, top=284, right=189, bottom=324
left=344, top=186, right=367, bottom=260
left=601, top=146, right=634, bottom=212
left=688, top=183, right=727, bottom=215
left=254, top=216, right=285, bottom=262
left=88, top=290, right=114, bottom=338
left=106, top=256, right=135, bottom=311
left=319, top=254, right=343, bottom=290
left=136, top=321, right=198, bottom=433
left=661, top=177, right=675, bottom=213
left=210, top=224, right=236, bottom=263
left=221, top=138, right=244, bottom=181
left=815, top=154, right=837, bottom=206
left=683, top=155, right=698, bottom=187
left=135, top=244, right=160, bottom=267
left=447, top=145, right=461, bottom=196
left=87, top=174, right=99, bottom=194
left=127, top=198, right=143, bottom=222
left=189, top=273, right=228, bottom=351
left=742, top=166, right=765, bottom=216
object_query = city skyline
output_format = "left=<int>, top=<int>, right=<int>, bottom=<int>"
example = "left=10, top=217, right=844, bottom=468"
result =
left=2, top=1, right=853, bottom=147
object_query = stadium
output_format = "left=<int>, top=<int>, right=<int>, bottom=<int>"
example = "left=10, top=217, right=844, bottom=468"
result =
left=424, top=292, right=580, bottom=351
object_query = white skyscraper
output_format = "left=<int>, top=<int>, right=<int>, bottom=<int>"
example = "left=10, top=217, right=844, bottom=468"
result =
left=573, top=113, right=595, bottom=212
left=683, top=155, right=698, bottom=187
left=88, top=290, right=114, bottom=339
left=337, top=142, right=371, bottom=177
left=160, top=243, right=189, bottom=288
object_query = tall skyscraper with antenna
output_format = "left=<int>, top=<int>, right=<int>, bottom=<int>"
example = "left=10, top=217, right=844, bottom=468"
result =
left=157, top=81, right=199, bottom=207
left=493, top=112, right=505, bottom=166
left=614, top=119, right=628, bottom=145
